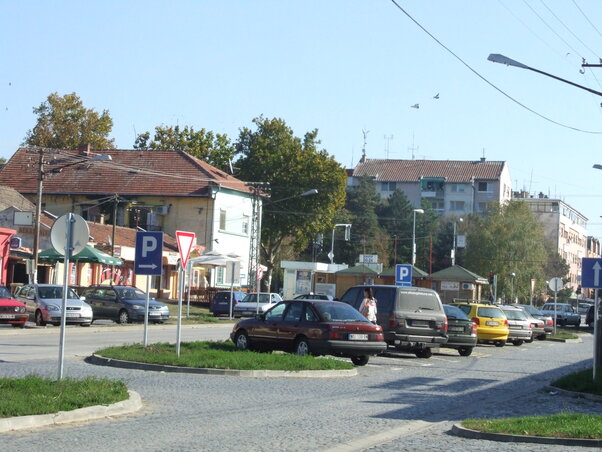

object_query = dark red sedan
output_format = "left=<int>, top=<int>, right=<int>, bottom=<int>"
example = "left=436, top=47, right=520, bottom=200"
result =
left=230, top=299, right=387, bottom=366
left=0, top=286, right=28, bottom=328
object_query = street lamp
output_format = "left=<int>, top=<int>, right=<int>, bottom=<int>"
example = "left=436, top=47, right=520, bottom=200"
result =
left=451, top=217, right=463, bottom=266
left=488, top=54, right=602, bottom=97
left=510, top=272, right=516, bottom=304
left=329, top=224, right=351, bottom=265
left=412, top=209, right=424, bottom=266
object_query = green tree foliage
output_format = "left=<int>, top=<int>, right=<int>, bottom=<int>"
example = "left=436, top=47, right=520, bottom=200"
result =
left=235, top=117, right=347, bottom=289
left=24, top=92, right=115, bottom=149
left=463, top=200, right=547, bottom=303
left=134, top=125, right=235, bottom=172
left=376, top=190, right=413, bottom=266
left=338, top=177, right=389, bottom=266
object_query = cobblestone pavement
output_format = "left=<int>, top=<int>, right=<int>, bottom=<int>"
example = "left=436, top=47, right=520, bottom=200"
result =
left=1, top=331, right=598, bottom=451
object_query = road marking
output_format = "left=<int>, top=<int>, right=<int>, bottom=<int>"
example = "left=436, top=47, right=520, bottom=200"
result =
left=322, top=420, right=441, bottom=452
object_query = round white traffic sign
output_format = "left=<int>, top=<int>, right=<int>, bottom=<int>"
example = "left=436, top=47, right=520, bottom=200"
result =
left=50, top=213, right=89, bottom=257
left=548, top=277, right=563, bottom=292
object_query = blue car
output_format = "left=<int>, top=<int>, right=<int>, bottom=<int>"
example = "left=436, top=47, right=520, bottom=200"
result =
left=210, top=291, right=246, bottom=316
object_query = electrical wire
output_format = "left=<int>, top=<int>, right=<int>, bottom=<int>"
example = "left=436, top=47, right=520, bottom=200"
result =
left=389, top=0, right=602, bottom=135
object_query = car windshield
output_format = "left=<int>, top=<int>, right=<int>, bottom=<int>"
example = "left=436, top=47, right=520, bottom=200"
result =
left=518, top=305, right=541, bottom=315
left=398, top=291, right=441, bottom=311
left=38, top=286, right=79, bottom=299
left=242, top=294, right=272, bottom=304
left=315, top=303, right=368, bottom=323
left=502, top=309, right=527, bottom=321
left=117, top=287, right=147, bottom=299
left=477, top=307, right=505, bottom=319
left=0, top=286, right=12, bottom=298
left=444, top=304, right=469, bottom=320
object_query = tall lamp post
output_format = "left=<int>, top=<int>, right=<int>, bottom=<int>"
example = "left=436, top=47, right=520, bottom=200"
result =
left=451, top=217, right=463, bottom=266
left=329, top=223, right=352, bottom=265
left=412, top=209, right=424, bottom=266
left=510, top=272, right=516, bottom=304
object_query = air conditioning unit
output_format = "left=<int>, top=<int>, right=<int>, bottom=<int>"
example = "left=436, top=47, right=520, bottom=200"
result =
left=156, top=205, right=170, bottom=215
left=461, top=283, right=474, bottom=290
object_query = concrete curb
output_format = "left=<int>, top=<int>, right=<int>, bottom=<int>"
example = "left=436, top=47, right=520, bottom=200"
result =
left=548, top=337, right=583, bottom=343
left=544, top=385, right=602, bottom=402
left=451, top=423, right=602, bottom=448
left=0, top=390, right=142, bottom=433
left=88, top=354, right=357, bottom=378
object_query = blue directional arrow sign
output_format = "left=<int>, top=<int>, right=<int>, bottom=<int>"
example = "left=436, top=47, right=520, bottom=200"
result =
left=581, top=258, right=602, bottom=289
left=395, top=264, right=412, bottom=287
left=135, top=231, right=164, bottom=276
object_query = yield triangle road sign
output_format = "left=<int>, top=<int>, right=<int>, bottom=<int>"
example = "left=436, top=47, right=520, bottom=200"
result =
left=176, top=230, right=196, bottom=270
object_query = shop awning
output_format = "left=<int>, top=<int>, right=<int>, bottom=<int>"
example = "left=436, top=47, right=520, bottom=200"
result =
left=38, top=246, right=124, bottom=266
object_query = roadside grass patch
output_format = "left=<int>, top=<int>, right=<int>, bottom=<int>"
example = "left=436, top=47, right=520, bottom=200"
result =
left=95, top=341, right=354, bottom=371
left=163, top=302, right=223, bottom=324
left=553, top=367, right=602, bottom=396
left=0, top=375, right=128, bottom=418
left=549, top=328, right=579, bottom=340
left=462, top=413, right=602, bottom=439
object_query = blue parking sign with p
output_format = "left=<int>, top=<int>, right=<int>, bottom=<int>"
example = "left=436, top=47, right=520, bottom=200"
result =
left=135, top=231, right=164, bottom=275
left=396, top=264, right=412, bottom=287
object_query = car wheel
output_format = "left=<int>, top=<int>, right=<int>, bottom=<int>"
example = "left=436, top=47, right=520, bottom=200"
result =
left=576, top=320, right=581, bottom=328
left=12, top=323, right=26, bottom=329
left=234, top=330, right=250, bottom=351
left=558, top=319, right=566, bottom=327
left=118, top=310, right=130, bottom=324
left=537, top=334, right=546, bottom=340
left=494, top=340, right=505, bottom=347
left=415, top=348, right=432, bottom=359
left=525, top=338, right=533, bottom=343
left=35, top=310, right=46, bottom=327
left=512, top=340, right=523, bottom=346
left=458, top=346, right=473, bottom=357
left=351, top=355, right=369, bottom=366
left=295, top=337, right=310, bottom=356
left=81, top=323, right=91, bottom=327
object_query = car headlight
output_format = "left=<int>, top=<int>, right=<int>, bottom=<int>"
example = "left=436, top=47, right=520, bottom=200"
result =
left=132, top=305, right=144, bottom=310
left=16, top=306, right=26, bottom=313
left=46, top=304, right=60, bottom=311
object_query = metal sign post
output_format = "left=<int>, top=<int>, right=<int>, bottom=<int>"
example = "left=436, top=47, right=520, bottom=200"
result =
left=595, top=291, right=600, bottom=380
left=57, top=214, right=74, bottom=380
left=175, top=231, right=195, bottom=358
left=548, top=277, right=563, bottom=336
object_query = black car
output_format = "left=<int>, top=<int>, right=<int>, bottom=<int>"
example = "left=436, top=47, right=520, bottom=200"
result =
left=210, top=290, right=246, bottom=317
left=443, top=304, right=477, bottom=356
left=586, top=305, right=595, bottom=328
left=82, top=285, right=170, bottom=324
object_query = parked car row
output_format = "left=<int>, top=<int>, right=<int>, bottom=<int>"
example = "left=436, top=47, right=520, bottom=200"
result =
left=228, top=285, right=567, bottom=367
left=6, top=284, right=170, bottom=327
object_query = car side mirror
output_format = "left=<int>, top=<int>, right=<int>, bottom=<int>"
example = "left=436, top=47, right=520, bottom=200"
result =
left=80, top=296, right=86, bottom=301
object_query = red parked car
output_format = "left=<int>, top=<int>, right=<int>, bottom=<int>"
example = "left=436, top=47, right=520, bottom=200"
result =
left=0, top=286, right=28, bottom=328
left=230, top=299, right=387, bottom=366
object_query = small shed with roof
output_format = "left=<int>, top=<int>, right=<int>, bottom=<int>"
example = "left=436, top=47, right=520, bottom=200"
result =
left=429, top=265, right=489, bottom=303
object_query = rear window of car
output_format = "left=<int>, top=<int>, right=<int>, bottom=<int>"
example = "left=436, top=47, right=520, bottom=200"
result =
left=398, top=291, right=441, bottom=311
left=38, top=286, right=79, bottom=300
left=444, top=304, right=469, bottom=320
left=0, top=286, right=13, bottom=298
left=477, top=307, right=505, bottom=319
left=315, top=302, right=368, bottom=322
left=502, top=309, right=527, bottom=320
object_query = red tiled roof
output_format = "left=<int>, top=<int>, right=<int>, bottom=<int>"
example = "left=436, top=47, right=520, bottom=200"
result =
left=0, top=148, right=251, bottom=197
left=352, top=159, right=506, bottom=183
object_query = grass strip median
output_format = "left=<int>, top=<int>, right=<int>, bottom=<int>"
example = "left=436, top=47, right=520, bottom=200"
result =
left=553, top=367, right=602, bottom=396
left=548, top=328, right=579, bottom=340
left=462, top=413, right=602, bottom=439
left=95, top=340, right=354, bottom=371
left=0, top=375, right=128, bottom=418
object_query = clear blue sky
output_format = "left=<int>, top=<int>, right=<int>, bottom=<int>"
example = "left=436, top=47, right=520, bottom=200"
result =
left=2, top=1, right=602, bottom=237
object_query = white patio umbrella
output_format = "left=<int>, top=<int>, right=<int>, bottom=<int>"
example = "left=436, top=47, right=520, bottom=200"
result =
left=187, top=252, right=241, bottom=319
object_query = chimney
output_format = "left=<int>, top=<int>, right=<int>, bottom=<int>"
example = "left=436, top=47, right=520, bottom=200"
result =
left=480, top=157, right=486, bottom=162
left=99, top=214, right=105, bottom=225
left=79, top=143, right=91, bottom=155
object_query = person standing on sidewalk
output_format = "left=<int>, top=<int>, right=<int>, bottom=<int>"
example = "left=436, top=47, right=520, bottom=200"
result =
left=360, top=287, right=377, bottom=324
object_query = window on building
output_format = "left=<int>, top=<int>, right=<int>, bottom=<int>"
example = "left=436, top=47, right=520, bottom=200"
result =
left=450, top=201, right=465, bottom=212
left=478, top=202, right=488, bottom=212
left=450, top=184, right=465, bottom=193
left=242, top=215, right=249, bottom=235
left=382, top=181, right=396, bottom=191
left=219, top=209, right=227, bottom=230
left=216, top=267, right=225, bottom=285
left=477, top=182, right=492, bottom=192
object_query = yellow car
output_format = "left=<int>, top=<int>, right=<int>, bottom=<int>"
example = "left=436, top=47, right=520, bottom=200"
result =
left=450, top=303, right=509, bottom=347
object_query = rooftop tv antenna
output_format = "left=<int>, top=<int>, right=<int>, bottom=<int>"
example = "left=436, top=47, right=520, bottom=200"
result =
left=408, top=132, right=419, bottom=160
left=384, top=134, right=394, bottom=159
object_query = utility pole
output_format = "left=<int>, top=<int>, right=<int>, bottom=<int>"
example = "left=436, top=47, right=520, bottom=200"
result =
left=31, top=149, right=45, bottom=283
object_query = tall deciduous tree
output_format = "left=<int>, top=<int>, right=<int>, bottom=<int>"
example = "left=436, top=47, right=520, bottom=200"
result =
left=463, top=200, right=547, bottom=303
left=24, top=92, right=115, bottom=149
left=235, top=117, right=347, bottom=290
left=376, top=190, right=413, bottom=267
left=134, top=125, right=235, bottom=172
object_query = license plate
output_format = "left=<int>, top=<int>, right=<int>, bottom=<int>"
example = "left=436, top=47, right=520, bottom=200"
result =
left=0, top=314, right=15, bottom=319
left=242, top=311, right=254, bottom=316
left=486, top=321, right=499, bottom=326
left=348, top=334, right=368, bottom=341
left=149, top=311, right=161, bottom=316
left=66, top=313, right=80, bottom=318
left=449, top=326, right=464, bottom=332
left=412, top=320, right=429, bottom=327
left=512, top=325, right=522, bottom=329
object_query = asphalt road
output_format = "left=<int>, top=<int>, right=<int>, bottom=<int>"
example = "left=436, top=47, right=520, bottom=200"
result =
left=0, top=324, right=599, bottom=452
